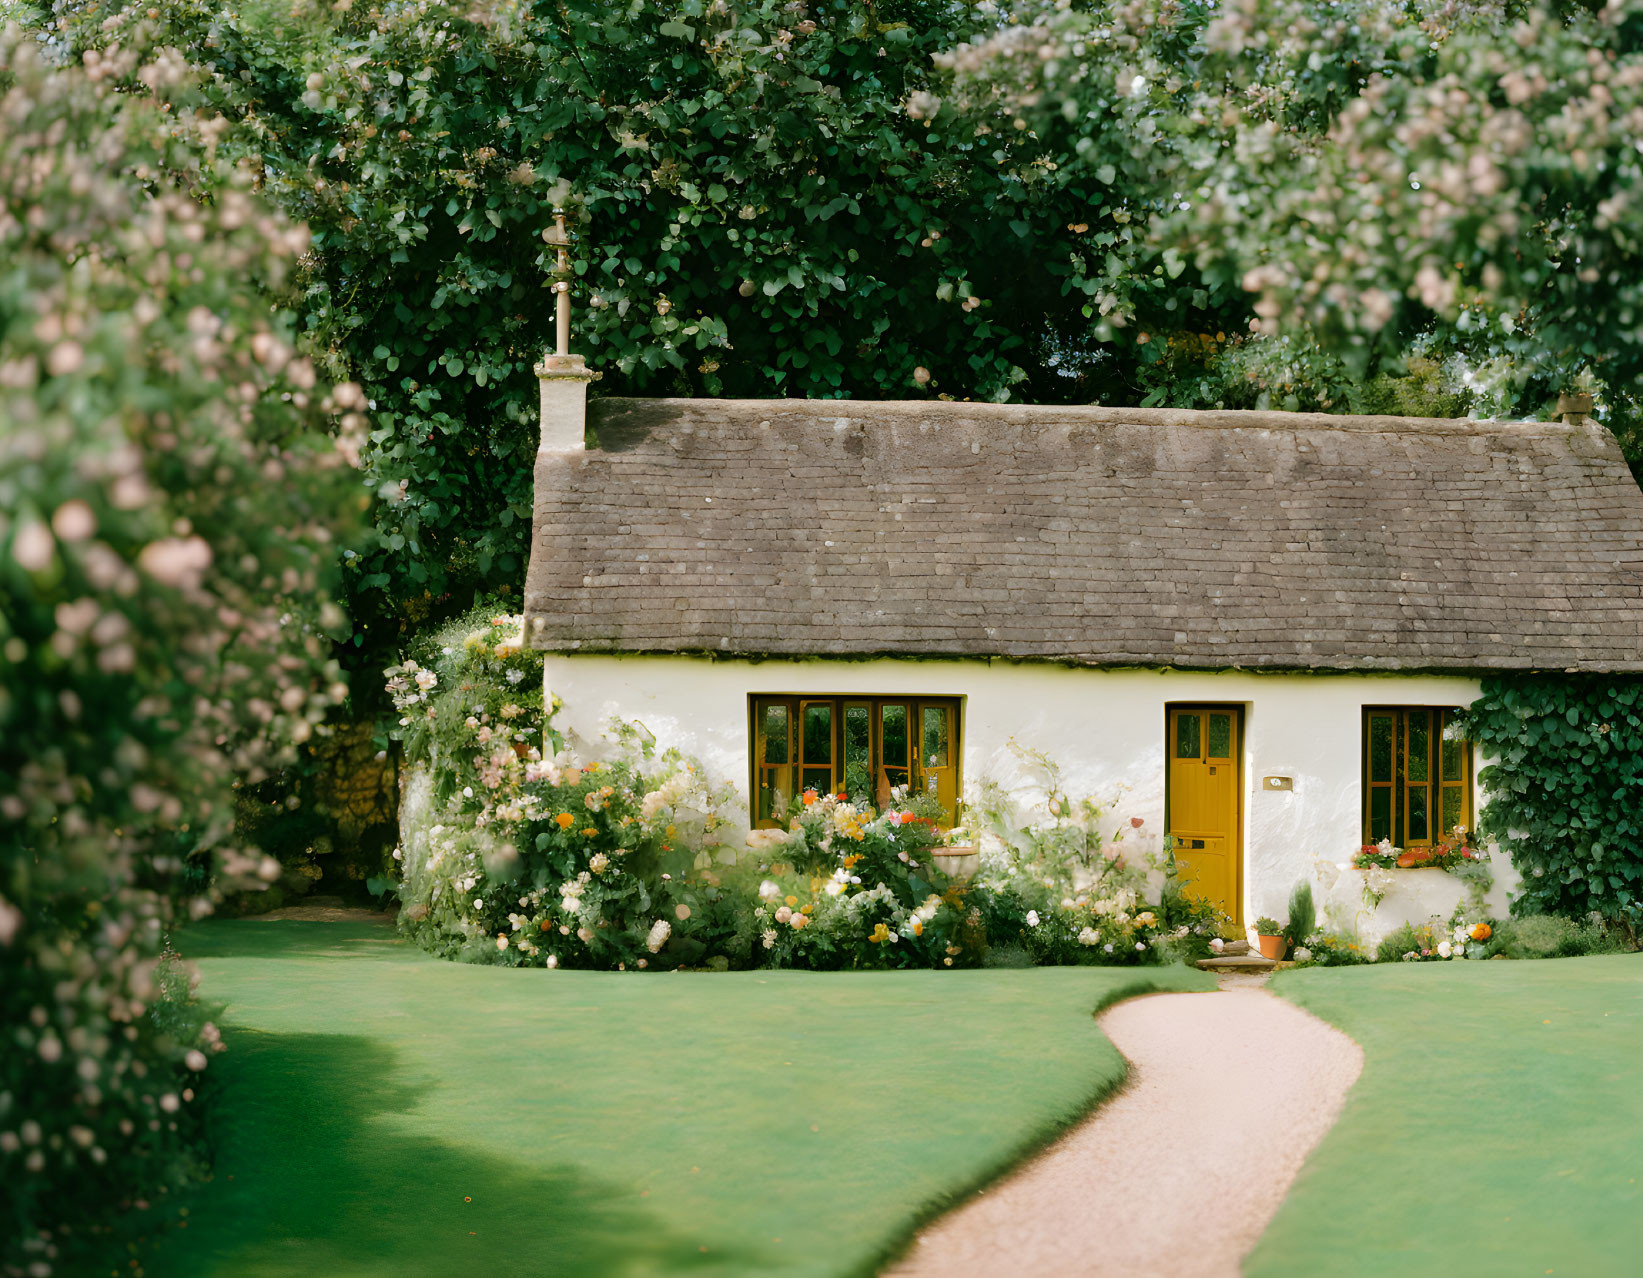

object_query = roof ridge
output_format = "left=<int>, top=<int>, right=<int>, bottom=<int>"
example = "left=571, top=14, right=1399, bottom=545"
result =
left=589, top=396, right=1572, bottom=436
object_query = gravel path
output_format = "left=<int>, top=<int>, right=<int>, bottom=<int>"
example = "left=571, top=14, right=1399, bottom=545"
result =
left=886, top=989, right=1363, bottom=1278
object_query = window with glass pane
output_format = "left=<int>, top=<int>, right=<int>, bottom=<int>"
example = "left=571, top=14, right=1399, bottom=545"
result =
left=843, top=703, right=872, bottom=801
left=1176, top=713, right=1201, bottom=759
left=749, top=695, right=963, bottom=828
left=1362, top=707, right=1469, bottom=846
left=1206, top=713, right=1232, bottom=759
left=756, top=702, right=793, bottom=823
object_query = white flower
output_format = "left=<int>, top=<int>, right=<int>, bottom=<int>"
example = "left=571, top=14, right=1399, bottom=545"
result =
left=497, top=935, right=509, bottom=951
left=1026, top=910, right=1040, bottom=927
left=415, top=669, right=438, bottom=690
left=758, top=880, right=780, bottom=902
left=761, top=929, right=778, bottom=949
left=462, top=786, right=474, bottom=799
left=1103, top=943, right=1114, bottom=953
left=1135, top=942, right=1145, bottom=951
left=589, top=853, right=610, bottom=875
left=1437, top=940, right=1452, bottom=959
left=775, top=906, right=792, bottom=924
left=546, top=955, right=558, bottom=969
left=1293, top=947, right=1312, bottom=962
left=1209, top=937, right=1225, bottom=953
left=472, top=898, right=483, bottom=910
left=1077, top=927, right=1101, bottom=947
left=646, top=919, right=672, bottom=953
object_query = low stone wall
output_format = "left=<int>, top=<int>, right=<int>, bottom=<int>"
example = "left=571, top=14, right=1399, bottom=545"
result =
left=1310, top=859, right=1522, bottom=947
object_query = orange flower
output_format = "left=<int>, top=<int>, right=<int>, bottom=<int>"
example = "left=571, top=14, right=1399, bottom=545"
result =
left=802, top=788, right=819, bottom=806
left=555, top=813, right=575, bottom=829
left=1470, top=922, right=1493, bottom=941
left=581, top=827, right=599, bottom=837
left=785, top=895, right=798, bottom=907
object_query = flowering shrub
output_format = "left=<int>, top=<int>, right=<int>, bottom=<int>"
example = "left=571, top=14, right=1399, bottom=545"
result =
left=737, top=791, right=984, bottom=971
left=1016, top=882, right=1211, bottom=968
left=967, top=752, right=1228, bottom=965
left=965, top=745, right=1141, bottom=911
left=1293, top=931, right=1376, bottom=967
left=389, top=610, right=747, bottom=969
left=0, top=30, right=354, bottom=1276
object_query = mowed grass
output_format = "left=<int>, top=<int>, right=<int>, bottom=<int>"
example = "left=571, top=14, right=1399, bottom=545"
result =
left=144, top=921, right=1211, bottom=1278
left=1254, top=953, right=1643, bottom=1278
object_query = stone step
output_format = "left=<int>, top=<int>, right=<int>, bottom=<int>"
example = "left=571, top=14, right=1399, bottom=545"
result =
left=1195, top=954, right=1279, bottom=972
left=1219, top=939, right=1251, bottom=956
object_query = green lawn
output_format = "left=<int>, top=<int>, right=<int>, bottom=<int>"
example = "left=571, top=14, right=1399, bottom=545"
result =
left=142, top=921, right=1211, bottom=1278
left=1254, top=954, right=1643, bottom=1278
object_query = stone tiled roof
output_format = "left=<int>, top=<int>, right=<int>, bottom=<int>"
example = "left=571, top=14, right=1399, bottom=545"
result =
left=524, top=398, right=1643, bottom=671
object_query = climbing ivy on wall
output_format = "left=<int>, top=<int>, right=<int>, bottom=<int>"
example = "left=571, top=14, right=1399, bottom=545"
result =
left=1467, top=676, right=1643, bottom=936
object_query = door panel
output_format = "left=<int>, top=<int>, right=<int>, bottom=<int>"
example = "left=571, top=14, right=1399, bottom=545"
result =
left=1167, top=706, right=1241, bottom=924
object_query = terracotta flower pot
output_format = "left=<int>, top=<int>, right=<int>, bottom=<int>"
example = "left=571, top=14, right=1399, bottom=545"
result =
left=1256, top=933, right=1287, bottom=960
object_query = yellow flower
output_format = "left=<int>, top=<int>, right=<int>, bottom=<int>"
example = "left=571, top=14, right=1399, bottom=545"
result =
left=869, top=923, right=891, bottom=944
left=785, top=895, right=798, bottom=908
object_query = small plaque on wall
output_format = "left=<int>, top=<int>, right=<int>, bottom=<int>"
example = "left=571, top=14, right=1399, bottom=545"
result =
left=1263, top=776, right=1293, bottom=791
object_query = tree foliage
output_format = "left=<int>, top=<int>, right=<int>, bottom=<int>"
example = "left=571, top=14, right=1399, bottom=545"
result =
left=67, top=0, right=1250, bottom=657
left=0, top=27, right=355, bottom=1271
left=948, top=0, right=1643, bottom=458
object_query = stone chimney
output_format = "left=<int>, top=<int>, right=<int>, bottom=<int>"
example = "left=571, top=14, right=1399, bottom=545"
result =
left=1557, top=390, right=1595, bottom=426
left=535, top=210, right=593, bottom=452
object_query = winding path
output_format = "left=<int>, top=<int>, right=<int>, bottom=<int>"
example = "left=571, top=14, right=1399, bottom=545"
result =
left=887, top=989, right=1363, bottom=1278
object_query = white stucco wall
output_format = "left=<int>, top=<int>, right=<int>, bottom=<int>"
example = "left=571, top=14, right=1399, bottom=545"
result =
left=542, top=654, right=1490, bottom=926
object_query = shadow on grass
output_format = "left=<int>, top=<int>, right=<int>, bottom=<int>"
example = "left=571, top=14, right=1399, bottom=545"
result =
left=176, top=920, right=411, bottom=963
left=142, top=1028, right=742, bottom=1278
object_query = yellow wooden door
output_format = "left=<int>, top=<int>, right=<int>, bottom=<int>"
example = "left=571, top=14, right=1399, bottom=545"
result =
left=1167, top=707, right=1241, bottom=924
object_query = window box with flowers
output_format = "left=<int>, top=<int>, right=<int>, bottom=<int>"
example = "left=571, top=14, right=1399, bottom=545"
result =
left=1313, top=829, right=1520, bottom=947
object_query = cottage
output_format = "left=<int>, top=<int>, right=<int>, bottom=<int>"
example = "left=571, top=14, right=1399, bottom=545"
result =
left=523, top=342, right=1643, bottom=928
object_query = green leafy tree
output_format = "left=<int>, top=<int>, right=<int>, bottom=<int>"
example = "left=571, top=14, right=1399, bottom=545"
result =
left=0, top=27, right=355, bottom=1271
left=65, top=0, right=1249, bottom=658
left=948, top=0, right=1643, bottom=460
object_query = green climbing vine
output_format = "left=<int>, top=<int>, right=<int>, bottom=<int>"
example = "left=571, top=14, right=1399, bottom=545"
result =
left=1465, top=676, right=1643, bottom=935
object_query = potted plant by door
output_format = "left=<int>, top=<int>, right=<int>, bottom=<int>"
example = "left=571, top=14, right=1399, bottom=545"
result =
left=1254, top=916, right=1287, bottom=960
